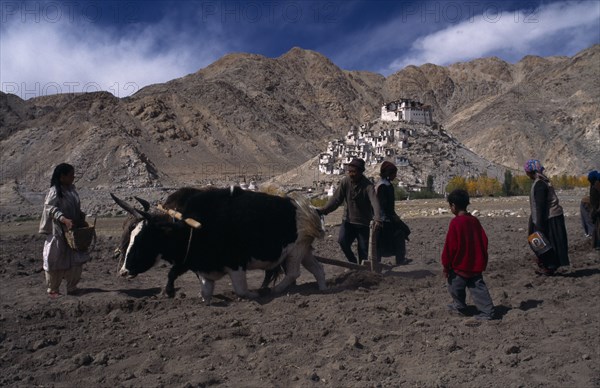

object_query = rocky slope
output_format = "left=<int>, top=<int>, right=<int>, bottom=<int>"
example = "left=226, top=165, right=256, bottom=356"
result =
left=384, top=46, right=600, bottom=174
left=1, top=45, right=598, bottom=197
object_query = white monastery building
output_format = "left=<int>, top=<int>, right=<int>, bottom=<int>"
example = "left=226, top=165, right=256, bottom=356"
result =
left=381, top=98, right=433, bottom=126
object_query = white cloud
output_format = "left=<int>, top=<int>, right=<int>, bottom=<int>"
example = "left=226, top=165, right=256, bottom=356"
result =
left=384, top=1, right=600, bottom=73
left=0, top=13, right=226, bottom=99
left=2, top=0, right=598, bottom=97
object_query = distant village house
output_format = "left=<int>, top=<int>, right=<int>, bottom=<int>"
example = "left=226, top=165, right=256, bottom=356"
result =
left=318, top=98, right=433, bottom=176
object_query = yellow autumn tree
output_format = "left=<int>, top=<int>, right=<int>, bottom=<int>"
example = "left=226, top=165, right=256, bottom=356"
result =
left=445, top=176, right=467, bottom=193
left=466, top=178, right=478, bottom=196
left=577, top=176, right=589, bottom=187
left=477, top=175, right=502, bottom=196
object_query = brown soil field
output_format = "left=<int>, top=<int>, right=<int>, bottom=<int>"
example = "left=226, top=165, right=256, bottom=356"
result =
left=1, top=192, right=599, bottom=387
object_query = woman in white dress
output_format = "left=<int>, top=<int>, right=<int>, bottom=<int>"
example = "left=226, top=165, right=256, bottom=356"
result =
left=39, top=163, right=89, bottom=297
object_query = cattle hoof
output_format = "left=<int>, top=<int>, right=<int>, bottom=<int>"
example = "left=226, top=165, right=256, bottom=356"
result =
left=258, top=287, right=272, bottom=297
left=163, top=288, right=176, bottom=298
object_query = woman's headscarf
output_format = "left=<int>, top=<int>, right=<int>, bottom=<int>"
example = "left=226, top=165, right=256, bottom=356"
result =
left=524, top=159, right=549, bottom=182
left=523, top=159, right=544, bottom=173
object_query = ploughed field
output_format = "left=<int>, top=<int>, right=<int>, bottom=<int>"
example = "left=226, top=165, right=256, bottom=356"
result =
left=0, top=193, right=598, bottom=387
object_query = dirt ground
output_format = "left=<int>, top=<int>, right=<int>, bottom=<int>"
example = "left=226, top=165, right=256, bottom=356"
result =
left=1, top=192, right=599, bottom=388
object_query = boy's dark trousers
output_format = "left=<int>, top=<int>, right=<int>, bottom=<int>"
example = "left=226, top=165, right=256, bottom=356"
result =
left=447, top=272, right=494, bottom=318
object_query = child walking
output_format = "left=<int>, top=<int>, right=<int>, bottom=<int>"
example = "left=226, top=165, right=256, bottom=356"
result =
left=441, top=189, right=495, bottom=321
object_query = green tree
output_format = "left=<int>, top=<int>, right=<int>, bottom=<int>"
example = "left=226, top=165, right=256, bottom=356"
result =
left=502, top=170, right=513, bottom=196
left=426, top=175, right=434, bottom=192
left=512, top=175, right=533, bottom=195
left=410, top=189, right=443, bottom=199
left=394, top=185, right=408, bottom=201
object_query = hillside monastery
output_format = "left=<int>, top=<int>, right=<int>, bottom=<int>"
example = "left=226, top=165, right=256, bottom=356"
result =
left=318, top=99, right=433, bottom=175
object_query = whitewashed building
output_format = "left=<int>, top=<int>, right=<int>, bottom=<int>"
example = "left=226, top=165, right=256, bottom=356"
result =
left=317, top=105, right=434, bottom=176
left=381, top=98, right=433, bottom=126
left=318, top=125, right=412, bottom=175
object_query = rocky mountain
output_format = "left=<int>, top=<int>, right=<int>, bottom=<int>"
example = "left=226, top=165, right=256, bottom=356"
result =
left=1, top=45, right=598, bottom=198
left=384, top=46, right=600, bottom=174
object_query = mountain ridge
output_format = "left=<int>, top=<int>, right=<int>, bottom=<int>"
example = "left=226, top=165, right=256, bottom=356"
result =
left=1, top=45, right=598, bottom=194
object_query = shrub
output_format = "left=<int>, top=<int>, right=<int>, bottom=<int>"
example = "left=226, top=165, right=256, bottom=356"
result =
left=394, top=185, right=408, bottom=201
left=408, top=190, right=443, bottom=199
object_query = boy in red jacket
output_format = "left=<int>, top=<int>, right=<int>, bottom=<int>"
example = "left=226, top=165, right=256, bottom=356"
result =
left=442, top=189, right=495, bottom=320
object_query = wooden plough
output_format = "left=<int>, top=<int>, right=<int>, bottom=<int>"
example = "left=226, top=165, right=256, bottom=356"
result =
left=314, top=255, right=373, bottom=271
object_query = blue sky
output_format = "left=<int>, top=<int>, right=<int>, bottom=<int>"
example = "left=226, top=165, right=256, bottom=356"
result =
left=1, top=0, right=599, bottom=99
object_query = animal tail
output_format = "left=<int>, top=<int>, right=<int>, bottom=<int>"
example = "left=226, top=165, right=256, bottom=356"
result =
left=288, top=192, right=325, bottom=243
left=260, top=265, right=285, bottom=289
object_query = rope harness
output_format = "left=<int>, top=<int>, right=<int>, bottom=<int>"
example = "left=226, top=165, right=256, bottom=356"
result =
left=115, top=247, right=123, bottom=275
left=183, top=227, right=194, bottom=265
left=169, top=214, right=195, bottom=265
